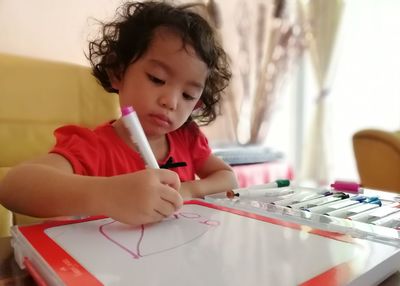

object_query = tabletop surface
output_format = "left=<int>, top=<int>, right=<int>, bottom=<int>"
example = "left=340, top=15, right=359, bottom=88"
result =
left=0, top=235, right=400, bottom=286
left=0, top=236, right=35, bottom=286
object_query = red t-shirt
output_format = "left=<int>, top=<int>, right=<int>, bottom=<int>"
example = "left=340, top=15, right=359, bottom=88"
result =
left=50, top=121, right=211, bottom=182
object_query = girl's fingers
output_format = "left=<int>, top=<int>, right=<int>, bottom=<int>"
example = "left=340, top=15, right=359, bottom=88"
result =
left=158, top=169, right=181, bottom=191
left=161, top=185, right=183, bottom=210
left=151, top=187, right=183, bottom=219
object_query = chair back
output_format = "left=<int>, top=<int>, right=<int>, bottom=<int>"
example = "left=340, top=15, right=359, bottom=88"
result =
left=0, top=53, right=120, bottom=236
left=353, top=129, right=400, bottom=193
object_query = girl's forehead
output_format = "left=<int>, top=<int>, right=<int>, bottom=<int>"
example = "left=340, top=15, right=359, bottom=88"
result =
left=141, top=30, right=206, bottom=70
left=147, top=27, right=198, bottom=58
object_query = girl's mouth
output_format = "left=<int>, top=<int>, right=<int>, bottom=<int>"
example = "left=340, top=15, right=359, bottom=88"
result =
left=149, top=114, right=172, bottom=127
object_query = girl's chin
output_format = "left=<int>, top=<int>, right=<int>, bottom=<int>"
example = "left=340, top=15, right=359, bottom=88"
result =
left=144, top=126, right=170, bottom=138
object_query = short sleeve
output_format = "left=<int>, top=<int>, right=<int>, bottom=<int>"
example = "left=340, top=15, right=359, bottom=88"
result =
left=187, top=123, right=212, bottom=171
left=50, top=125, right=101, bottom=175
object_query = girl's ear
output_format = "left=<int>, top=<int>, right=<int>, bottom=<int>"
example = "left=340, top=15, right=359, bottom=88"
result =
left=107, top=68, right=121, bottom=91
left=105, top=53, right=122, bottom=91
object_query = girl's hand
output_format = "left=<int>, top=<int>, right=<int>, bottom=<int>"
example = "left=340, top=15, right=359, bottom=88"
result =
left=179, top=181, right=200, bottom=200
left=96, top=169, right=183, bottom=225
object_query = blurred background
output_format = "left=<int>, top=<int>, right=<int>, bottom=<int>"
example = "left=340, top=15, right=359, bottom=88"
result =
left=1, top=0, right=399, bottom=187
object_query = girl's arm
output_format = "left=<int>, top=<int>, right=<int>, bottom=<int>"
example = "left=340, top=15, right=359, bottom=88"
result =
left=179, top=154, right=238, bottom=199
left=0, top=154, right=183, bottom=225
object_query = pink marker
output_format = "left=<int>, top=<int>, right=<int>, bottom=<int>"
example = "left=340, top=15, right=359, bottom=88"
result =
left=121, top=106, right=159, bottom=169
left=330, top=180, right=362, bottom=194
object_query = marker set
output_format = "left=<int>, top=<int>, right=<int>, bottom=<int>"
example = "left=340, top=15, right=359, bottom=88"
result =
left=225, top=185, right=400, bottom=232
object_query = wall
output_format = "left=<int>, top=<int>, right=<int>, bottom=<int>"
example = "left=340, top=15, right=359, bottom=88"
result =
left=0, top=0, right=123, bottom=65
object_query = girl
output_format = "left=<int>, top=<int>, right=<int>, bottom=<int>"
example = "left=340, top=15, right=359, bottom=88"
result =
left=0, top=1, right=237, bottom=226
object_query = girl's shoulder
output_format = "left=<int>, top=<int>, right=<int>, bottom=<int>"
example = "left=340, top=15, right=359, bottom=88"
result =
left=53, top=121, right=119, bottom=147
left=54, top=121, right=114, bottom=136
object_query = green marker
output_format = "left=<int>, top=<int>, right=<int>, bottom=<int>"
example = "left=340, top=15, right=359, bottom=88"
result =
left=227, top=179, right=291, bottom=199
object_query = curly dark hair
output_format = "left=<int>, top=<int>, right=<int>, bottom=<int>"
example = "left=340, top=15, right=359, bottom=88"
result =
left=87, top=1, right=231, bottom=125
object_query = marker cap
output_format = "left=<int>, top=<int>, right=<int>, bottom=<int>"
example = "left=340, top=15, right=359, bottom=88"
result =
left=330, top=180, right=360, bottom=193
left=226, top=190, right=235, bottom=199
left=121, top=106, right=134, bottom=116
left=276, top=179, right=290, bottom=188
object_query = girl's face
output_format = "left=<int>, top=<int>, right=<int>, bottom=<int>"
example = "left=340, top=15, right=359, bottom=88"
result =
left=112, top=28, right=208, bottom=139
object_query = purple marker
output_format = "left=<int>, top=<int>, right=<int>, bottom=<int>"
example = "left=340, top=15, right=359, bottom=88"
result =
left=121, top=106, right=159, bottom=169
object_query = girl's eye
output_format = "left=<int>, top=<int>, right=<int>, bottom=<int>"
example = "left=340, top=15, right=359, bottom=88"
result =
left=147, top=74, right=165, bottom=85
left=183, top=93, right=196, bottom=101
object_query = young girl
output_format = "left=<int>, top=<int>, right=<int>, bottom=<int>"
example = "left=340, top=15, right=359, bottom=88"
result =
left=0, top=1, right=238, bottom=226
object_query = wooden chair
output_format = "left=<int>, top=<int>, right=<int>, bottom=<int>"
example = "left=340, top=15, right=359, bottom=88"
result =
left=353, top=129, right=400, bottom=193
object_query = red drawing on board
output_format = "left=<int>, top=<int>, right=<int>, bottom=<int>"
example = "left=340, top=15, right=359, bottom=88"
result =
left=98, top=212, right=220, bottom=259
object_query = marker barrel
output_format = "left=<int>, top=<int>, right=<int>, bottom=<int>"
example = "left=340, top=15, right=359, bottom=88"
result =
left=227, top=188, right=292, bottom=199
left=121, top=106, right=159, bottom=169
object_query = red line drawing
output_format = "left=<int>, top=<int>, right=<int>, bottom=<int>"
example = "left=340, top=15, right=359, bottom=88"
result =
left=99, top=221, right=144, bottom=259
left=99, top=212, right=220, bottom=259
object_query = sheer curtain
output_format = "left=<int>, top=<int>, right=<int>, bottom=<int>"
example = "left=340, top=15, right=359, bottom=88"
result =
left=329, top=0, right=400, bottom=180
left=299, top=0, right=345, bottom=185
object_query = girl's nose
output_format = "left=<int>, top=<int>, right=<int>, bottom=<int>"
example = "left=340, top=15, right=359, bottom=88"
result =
left=159, top=92, right=178, bottom=110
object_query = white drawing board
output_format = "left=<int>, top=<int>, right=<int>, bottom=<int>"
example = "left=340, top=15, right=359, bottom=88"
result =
left=12, top=200, right=400, bottom=286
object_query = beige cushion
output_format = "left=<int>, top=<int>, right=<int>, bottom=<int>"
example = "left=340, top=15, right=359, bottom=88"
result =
left=0, top=53, right=120, bottom=236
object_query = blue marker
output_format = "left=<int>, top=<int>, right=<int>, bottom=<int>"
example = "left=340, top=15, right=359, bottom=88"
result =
left=364, top=197, right=382, bottom=206
left=351, top=195, right=381, bottom=205
left=351, top=195, right=368, bottom=202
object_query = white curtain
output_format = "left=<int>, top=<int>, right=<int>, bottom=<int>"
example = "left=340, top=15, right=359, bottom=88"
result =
left=299, top=0, right=345, bottom=185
